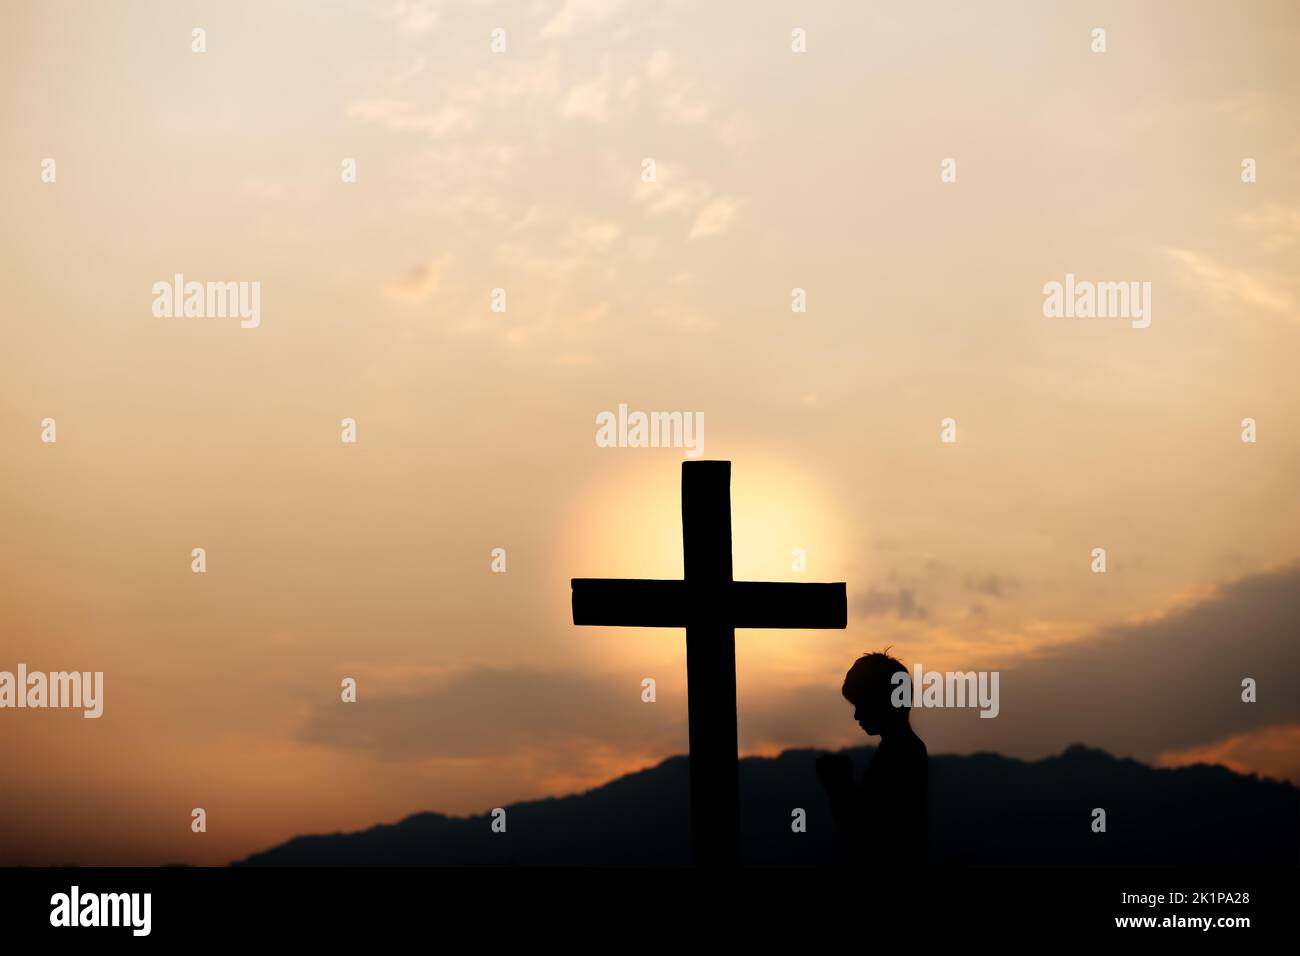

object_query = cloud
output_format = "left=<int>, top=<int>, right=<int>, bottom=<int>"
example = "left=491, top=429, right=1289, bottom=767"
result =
left=649, top=305, right=715, bottom=334
left=661, top=86, right=711, bottom=125
left=853, top=587, right=927, bottom=620
left=559, top=74, right=611, bottom=121
left=633, top=166, right=745, bottom=237
left=1233, top=204, right=1300, bottom=253
left=241, top=180, right=284, bottom=201
left=575, top=222, right=620, bottom=246
left=742, top=683, right=856, bottom=753
left=642, top=48, right=710, bottom=123
left=634, top=179, right=696, bottom=217
left=295, top=566, right=1300, bottom=793
left=1157, top=723, right=1300, bottom=785
left=954, top=564, right=1300, bottom=768
left=1207, top=91, right=1282, bottom=128
left=688, top=197, right=743, bottom=239
left=382, top=259, right=443, bottom=303
left=347, top=99, right=474, bottom=138
left=299, top=667, right=684, bottom=760
left=540, top=0, right=626, bottom=39
left=1165, top=247, right=1295, bottom=316
left=386, top=0, right=439, bottom=34
left=554, top=351, right=601, bottom=368
left=645, top=49, right=673, bottom=82
left=752, top=568, right=1300, bottom=784
left=964, top=573, right=1017, bottom=598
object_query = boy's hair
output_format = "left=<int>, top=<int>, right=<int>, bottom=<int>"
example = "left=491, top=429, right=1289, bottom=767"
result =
left=842, top=650, right=910, bottom=710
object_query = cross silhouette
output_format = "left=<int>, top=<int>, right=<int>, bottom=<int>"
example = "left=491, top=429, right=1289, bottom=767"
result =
left=571, top=460, right=847, bottom=865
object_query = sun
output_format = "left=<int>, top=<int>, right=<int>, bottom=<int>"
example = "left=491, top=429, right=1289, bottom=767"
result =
left=557, top=448, right=852, bottom=676
left=562, top=450, right=847, bottom=583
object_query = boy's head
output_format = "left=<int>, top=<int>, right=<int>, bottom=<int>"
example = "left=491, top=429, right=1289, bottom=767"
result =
left=842, top=650, right=910, bottom=735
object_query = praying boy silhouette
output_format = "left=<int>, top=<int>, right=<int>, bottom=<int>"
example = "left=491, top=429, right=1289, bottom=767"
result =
left=816, top=651, right=929, bottom=863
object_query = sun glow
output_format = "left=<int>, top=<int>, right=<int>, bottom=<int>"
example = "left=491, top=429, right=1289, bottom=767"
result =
left=556, top=450, right=852, bottom=677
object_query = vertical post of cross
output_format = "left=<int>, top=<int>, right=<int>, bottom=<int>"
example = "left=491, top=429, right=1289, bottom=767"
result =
left=681, top=460, right=741, bottom=865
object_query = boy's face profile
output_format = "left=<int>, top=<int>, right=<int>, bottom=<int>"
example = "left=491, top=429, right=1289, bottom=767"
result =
left=850, top=693, right=891, bottom=736
left=842, top=652, right=910, bottom=737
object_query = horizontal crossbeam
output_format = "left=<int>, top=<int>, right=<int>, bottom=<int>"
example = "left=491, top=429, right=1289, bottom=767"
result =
left=571, top=578, right=846, bottom=629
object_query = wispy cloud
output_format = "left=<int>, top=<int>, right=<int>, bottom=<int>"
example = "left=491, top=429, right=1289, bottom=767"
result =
left=1165, top=247, right=1295, bottom=316
left=964, top=564, right=1300, bottom=768
left=853, top=587, right=928, bottom=620
left=559, top=72, right=611, bottom=121
left=348, top=99, right=475, bottom=138
left=1157, top=723, right=1300, bottom=785
left=386, top=0, right=439, bottom=35
left=300, top=666, right=684, bottom=760
left=540, top=0, right=627, bottom=39
left=689, top=196, right=743, bottom=239
left=632, top=164, right=747, bottom=240
left=965, top=573, right=1018, bottom=599
left=1233, top=203, right=1300, bottom=252
left=382, top=259, right=443, bottom=303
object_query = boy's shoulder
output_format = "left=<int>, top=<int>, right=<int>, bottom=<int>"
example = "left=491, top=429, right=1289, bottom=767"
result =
left=899, top=731, right=928, bottom=760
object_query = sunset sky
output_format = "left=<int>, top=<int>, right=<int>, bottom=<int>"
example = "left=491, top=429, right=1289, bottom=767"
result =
left=1, top=0, right=1297, bottom=865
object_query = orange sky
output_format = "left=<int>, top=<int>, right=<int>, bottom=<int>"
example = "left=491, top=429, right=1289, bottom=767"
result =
left=1, top=0, right=1297, bottom=865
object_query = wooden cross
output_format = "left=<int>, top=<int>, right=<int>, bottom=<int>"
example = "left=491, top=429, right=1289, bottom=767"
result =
left=571, top=460, right=847, bottom=865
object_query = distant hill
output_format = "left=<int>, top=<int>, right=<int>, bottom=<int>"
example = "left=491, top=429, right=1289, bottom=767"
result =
left=234, top=745, right=1299, bottom=866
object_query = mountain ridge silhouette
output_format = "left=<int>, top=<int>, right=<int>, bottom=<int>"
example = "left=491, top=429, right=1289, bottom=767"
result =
left=233, top=744, right=1299, bottom=866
